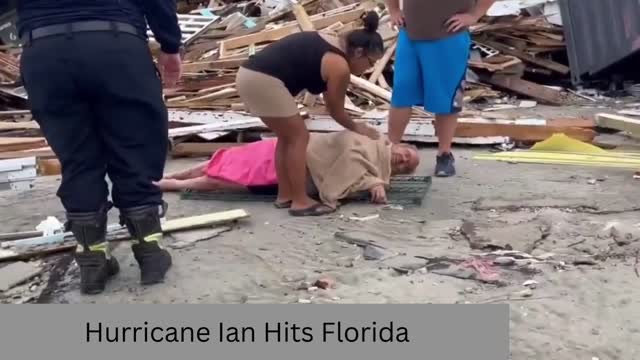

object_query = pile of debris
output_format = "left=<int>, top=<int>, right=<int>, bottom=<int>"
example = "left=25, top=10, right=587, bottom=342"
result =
left=0, top=0, right=637, bottom=177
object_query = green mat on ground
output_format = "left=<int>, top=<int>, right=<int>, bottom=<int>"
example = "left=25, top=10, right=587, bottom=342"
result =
left=180, top=176, right=432, bottom=206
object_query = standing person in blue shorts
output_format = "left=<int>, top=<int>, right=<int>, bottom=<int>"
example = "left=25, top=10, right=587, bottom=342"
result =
left=385, top=0, right=496, bottom=177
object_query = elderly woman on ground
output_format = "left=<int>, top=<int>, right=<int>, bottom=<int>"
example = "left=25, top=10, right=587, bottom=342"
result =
left=156, top=131, right=420, bottom=207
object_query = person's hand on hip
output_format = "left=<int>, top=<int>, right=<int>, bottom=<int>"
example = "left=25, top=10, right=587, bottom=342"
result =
left=389, top=8, right=405, bottom=28
left=446, top=12, right=481, bottom=33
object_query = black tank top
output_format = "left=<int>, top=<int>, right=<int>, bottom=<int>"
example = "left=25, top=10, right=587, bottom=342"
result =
left=241, top=31, right=347, bottom=96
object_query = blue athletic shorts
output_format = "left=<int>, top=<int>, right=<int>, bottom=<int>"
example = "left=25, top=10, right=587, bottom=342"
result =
left=391, top=29, right=471, bottom=115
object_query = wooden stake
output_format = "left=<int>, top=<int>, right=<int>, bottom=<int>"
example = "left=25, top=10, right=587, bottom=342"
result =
left=350, top=75, right=392, bottom=102
left=368, top=39, right=397, bottom=82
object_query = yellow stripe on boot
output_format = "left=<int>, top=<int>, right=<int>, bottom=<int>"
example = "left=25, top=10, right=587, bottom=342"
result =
left=143, top=232, right=164, bottom=248
left=76, top=242, right=112, bottom=258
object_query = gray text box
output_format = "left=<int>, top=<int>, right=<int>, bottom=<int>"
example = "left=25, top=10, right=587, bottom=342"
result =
left=0, top=304, right=509, bottom=359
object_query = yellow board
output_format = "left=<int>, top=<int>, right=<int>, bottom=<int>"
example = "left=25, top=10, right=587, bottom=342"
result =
left=474, top=133, right=640, bottom=169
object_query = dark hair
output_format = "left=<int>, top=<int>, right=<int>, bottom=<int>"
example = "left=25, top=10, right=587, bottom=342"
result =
left=345, top=11, right=384, bottom=56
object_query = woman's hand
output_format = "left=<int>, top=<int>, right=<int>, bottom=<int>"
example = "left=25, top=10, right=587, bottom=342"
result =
left=369, top=184, right=388, bottom=204
left=354, top=123, right=380, bottom=140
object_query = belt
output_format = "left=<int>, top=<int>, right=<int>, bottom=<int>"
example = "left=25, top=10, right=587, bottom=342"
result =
left=22, top=20, right=142, bottom=43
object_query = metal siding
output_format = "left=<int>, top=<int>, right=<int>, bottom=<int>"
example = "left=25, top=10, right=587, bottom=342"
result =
left=559, top=0, right=640, bottom=84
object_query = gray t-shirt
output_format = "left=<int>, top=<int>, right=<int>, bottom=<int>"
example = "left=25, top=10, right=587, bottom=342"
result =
left=403, top=0, right=476, bottom=41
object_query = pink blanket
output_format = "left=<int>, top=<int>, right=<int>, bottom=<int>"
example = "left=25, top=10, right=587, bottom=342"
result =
left=206, top=138, right=278, bottom=186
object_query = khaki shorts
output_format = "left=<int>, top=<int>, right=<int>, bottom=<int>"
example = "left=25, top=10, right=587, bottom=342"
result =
left=235, top=67, right=299, bottom=118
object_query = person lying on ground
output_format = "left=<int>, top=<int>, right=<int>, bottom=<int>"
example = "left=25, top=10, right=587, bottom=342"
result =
left=155, top=131, right=420, bottom=208
left=235, top=11, right=385, bottom=216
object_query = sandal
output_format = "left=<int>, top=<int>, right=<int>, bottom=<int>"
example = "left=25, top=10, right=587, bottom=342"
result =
left=288, top=203, right=335, bottom=217
left=274, top=200, right=292, bottom=209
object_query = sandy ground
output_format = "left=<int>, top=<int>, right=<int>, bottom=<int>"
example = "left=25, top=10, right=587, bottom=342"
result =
left=1, top=140, right=640, bottom=358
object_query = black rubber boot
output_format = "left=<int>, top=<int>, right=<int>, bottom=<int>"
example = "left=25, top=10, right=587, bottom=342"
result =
left=120, top=203, right=172, bottom=285
left=67, top=205, right=120, bottom=295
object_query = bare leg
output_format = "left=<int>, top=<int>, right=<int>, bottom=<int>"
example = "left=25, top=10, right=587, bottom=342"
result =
left=274, top=134, right=292, bottom=204
left=154, top=176, right=246, bottom=192
left=387, top=107, right=412, bottom=144
left=165, top=161, right=208, bottom=180
left=435, top=114, right=458, bottom=155
left=261, top=115, right=333, bottom=215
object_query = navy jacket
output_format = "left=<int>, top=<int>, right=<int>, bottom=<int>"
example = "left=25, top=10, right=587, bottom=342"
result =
left=17, top=0, right=182, bottom=53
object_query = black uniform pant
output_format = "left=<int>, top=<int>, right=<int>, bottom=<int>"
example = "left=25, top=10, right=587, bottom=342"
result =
left=20, top=31, right=168, bottom=213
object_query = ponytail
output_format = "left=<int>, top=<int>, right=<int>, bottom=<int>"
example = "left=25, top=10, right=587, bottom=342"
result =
left=345, top=11, right=384, bottom=56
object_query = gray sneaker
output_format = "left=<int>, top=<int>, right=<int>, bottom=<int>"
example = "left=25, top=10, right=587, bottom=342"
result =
left=435, top=152, right=456, bottom=177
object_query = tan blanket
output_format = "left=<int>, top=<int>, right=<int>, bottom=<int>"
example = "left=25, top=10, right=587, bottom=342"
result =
left=306, top=131, right=391, bottom=208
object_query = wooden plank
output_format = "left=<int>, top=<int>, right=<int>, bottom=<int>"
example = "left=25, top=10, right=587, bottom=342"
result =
left=182, top=59, right=246, bottom=72
left=220, top=7, right=367, bottom=51
left=171, top=142, right=245, bottom=158
left=548, top=117, right=596, bottom=128
left=369, top=39, right=397, bottom=82
left=479, top=40, right=570, bottom=74
left=291, top=0, right=316, bottom=31
left=162, top=209, right=250, bottom=232
left=595, top=113, right=640, bottom=139
left=350, top=75, right=392, bottom=102
left=0, top=121, right=39, bottom=130
left=183, top=88, right=238, bottom=103
left=0, top=148, right=54, bottom=160
left=0, top=138, right=47, bottom=152
left=455, top=123, right=596, bottom=142
left=485, top=75, right=564, bottom=105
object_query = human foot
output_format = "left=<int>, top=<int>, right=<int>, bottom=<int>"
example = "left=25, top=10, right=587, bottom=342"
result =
left=288, top=203, right=335, bottom=217
left=274, top=200, right=293, bottom=209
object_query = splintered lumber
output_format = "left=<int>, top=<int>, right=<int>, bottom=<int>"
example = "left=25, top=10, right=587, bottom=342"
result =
left=183, top=87, right=237, bottom=103
left=468, top=56, right=522, bottom=72
left=485, top=74, right=564, bottom=105
left=478, top=40, right=570, bottom=75
left=168, top=114, right=264, bottom=137
left=595, top=113, right=640, bottom=139
left=219, top=7, right=367, bottom=53
left=171, top=142, right=244, bottom=158
left=369, top=39, right=397, bottom=82
left=350, top=75, right=391, bottom=102
left=291, top=0, right=315, bottom=31
left=182, top=58, right=247, bottom=72
left=291, top=2, right=319, bottom=106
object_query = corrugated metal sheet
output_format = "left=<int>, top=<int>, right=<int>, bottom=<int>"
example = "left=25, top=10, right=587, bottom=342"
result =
left=559, top=0, right=640, bottom=84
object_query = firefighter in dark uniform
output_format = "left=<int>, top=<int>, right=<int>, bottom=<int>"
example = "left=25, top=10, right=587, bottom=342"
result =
left=16, top=0, right=183, bottom=295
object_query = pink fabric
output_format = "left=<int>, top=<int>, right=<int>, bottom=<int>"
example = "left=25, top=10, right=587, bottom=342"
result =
left=206, top=138, right=278, bottom=186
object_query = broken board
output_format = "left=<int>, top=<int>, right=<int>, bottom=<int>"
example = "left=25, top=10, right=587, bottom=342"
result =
left=595, top=113, right=640, bottom=139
